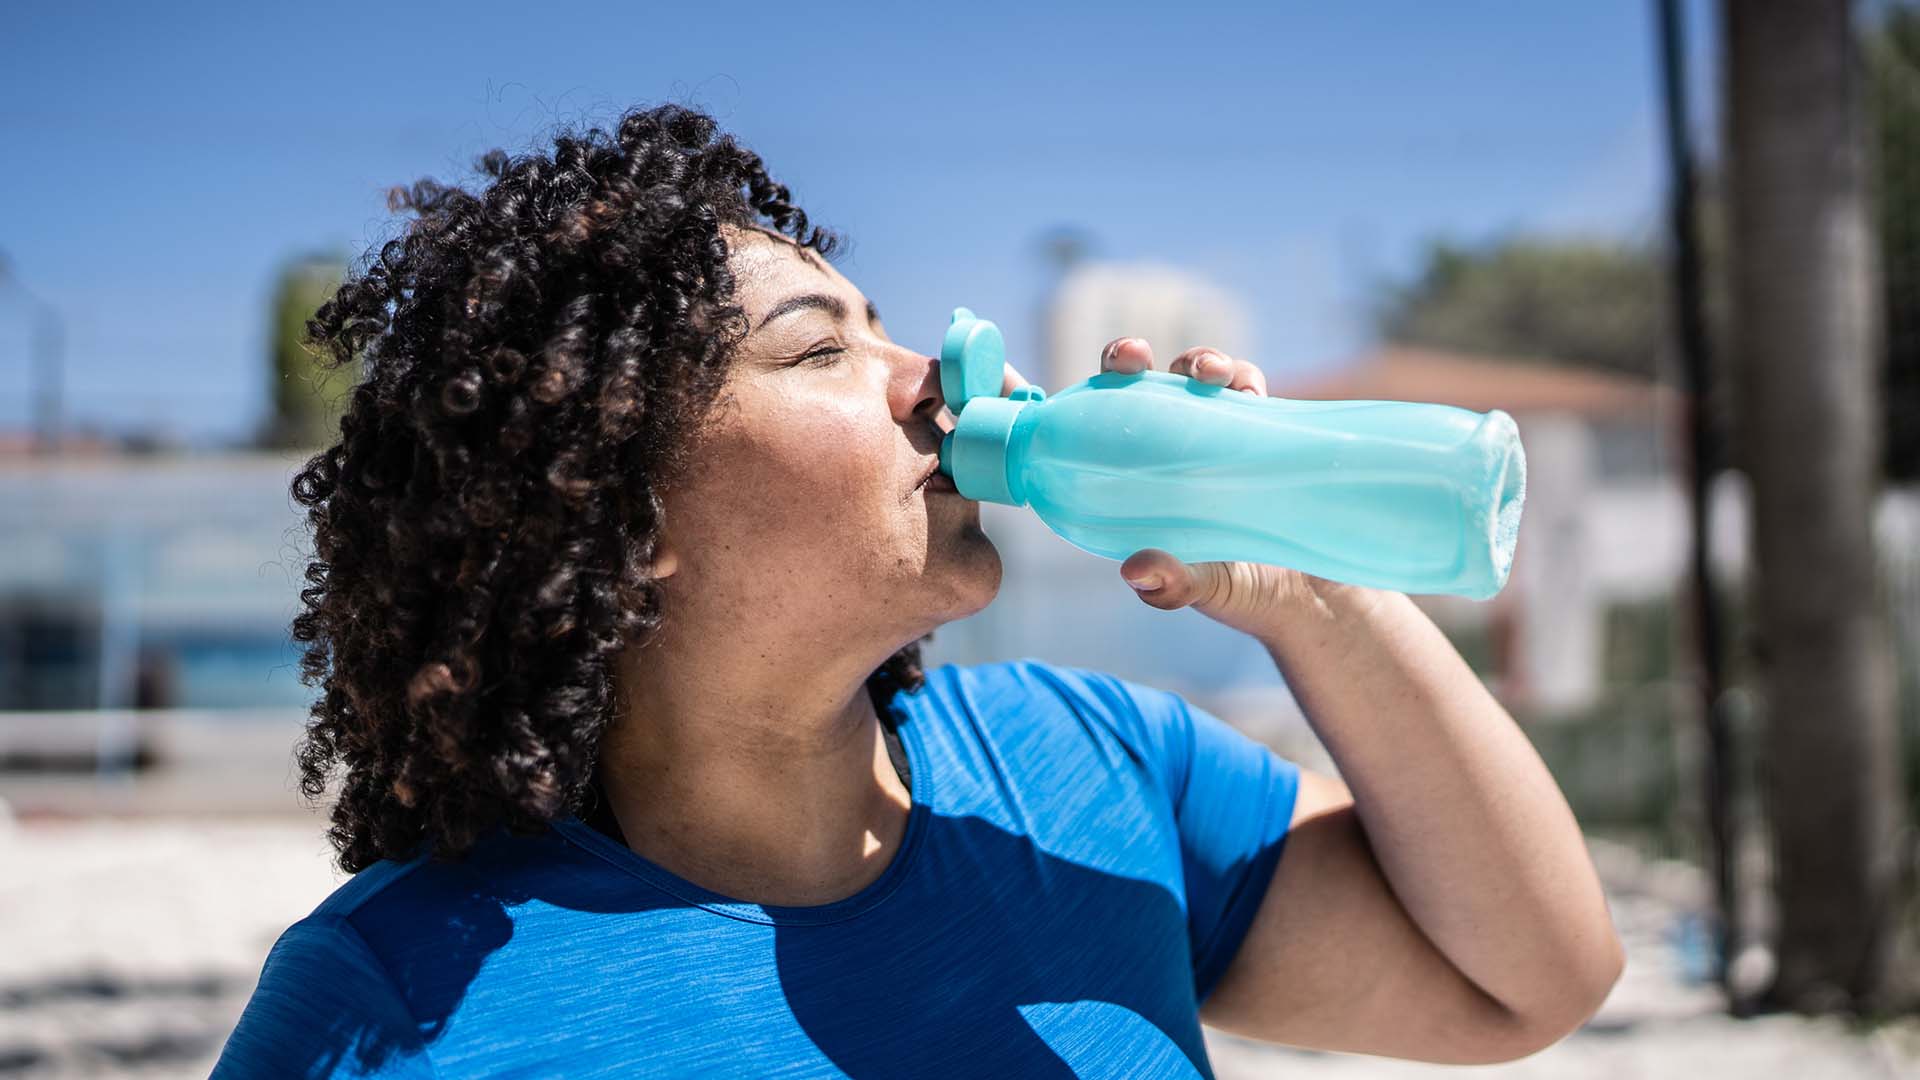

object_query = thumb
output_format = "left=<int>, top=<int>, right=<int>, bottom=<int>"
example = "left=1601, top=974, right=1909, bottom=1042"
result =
left=1120, top=548, right=1322, bottom=638
left=1119, top=548, right=1220, bottom=613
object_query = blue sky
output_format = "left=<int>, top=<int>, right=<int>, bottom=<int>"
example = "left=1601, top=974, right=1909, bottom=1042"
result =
left=0, top=1, right=1714, bottom=446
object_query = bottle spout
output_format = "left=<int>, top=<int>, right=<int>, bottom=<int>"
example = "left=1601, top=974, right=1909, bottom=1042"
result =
left=940, top=307, right=1007, bottom=413
left=1473, top=410, right=1527, bottom=598
left=1491, top=440, right=1526, bottom=584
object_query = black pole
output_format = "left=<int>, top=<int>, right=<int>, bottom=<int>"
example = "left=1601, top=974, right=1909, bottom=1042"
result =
left=1655, top=0, right=1741, bottom=1011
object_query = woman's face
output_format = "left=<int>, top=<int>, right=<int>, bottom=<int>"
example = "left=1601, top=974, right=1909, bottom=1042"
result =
left=648, top=227, right=1003, bottom=652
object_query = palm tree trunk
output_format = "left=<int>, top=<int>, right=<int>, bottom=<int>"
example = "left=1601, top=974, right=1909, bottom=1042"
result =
left=1722, top=0, right=1909, bottom=1011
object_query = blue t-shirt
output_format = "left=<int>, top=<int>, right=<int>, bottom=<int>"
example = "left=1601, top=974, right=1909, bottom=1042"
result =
left=211, top=658, right=1301, bottom=1078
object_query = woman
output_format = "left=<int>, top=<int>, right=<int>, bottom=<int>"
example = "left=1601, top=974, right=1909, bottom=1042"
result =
left=213, top=103, right=1622, bottom=1078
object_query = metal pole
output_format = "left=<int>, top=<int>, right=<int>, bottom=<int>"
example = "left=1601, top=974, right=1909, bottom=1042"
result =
left=1655, top=0, right=1743, bottom=1011
left=0, top=252, right=67, bottom=456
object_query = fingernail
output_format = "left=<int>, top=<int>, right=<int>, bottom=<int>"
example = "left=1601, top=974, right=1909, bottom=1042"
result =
left=1125, top=574, right=1162, bottom=592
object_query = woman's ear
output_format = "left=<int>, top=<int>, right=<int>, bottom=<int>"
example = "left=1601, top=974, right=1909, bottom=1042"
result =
left=646, top=498, right=682, bottom=579
left=648, top=543, right=679, bottom=580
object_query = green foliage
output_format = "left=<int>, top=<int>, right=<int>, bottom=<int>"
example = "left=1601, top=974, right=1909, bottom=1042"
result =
left=257, top=253, right=353, bottom=450
left=1375, top=237, right=1668, bottom=379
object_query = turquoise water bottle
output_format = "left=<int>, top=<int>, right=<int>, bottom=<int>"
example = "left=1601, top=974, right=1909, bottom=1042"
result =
left=935, top=308, right=1527, bottom=600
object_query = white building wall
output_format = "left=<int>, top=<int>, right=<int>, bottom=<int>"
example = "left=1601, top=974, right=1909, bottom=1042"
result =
left=1509, top=415, right=1603, bottom=711
left=1044, top=263, right=1253, bottom=391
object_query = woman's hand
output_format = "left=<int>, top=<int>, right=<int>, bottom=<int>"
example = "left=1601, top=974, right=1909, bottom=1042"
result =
left=1097, top=337, right=1364, bottom=638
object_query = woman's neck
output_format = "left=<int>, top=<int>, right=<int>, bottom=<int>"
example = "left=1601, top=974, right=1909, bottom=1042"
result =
left=592, top=654, right=915, bottom=906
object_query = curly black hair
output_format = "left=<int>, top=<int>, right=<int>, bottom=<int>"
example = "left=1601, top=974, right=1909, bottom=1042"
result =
left=288, top=103, right=928, bottom=874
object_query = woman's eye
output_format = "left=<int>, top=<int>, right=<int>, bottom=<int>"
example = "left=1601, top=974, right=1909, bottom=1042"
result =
left=792, top=345, right=845, bottom=366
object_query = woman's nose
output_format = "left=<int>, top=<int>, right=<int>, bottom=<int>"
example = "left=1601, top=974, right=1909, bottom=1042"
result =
left=898, top=346, right=952, bottom=431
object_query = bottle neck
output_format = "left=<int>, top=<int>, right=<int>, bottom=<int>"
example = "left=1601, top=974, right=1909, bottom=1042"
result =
left=944, top=396, right=1031, bottom=507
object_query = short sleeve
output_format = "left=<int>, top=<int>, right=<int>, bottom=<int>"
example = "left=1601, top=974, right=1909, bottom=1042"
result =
left=211, top=915, right=438, bottom=1079
left=1072, top=666, right=1302, bottom=1006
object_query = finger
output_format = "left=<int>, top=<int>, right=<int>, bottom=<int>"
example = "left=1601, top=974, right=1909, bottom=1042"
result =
left=1232, top=361, right=1268, bottom=397
left=1000, top=362, right=1030, bottom=396
left=1119, top=548, right=1200, bottom=610
left=1101, top=337, right=1154, bottom=374
left=1168, top=347, right=1236, bottom=386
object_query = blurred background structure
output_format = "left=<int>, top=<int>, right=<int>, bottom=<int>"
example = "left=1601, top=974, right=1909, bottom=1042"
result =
left=4, top=0, right=1920, bottom=1076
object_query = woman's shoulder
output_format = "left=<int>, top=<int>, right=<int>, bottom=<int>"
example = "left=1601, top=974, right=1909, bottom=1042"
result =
left=211, top=911, right=433, bottom=1078
left=285, top=819, right=608, bottom=967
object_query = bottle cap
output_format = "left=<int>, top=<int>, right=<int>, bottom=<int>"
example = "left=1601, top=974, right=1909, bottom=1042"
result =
left=937, top=308, right=1043, bottom=505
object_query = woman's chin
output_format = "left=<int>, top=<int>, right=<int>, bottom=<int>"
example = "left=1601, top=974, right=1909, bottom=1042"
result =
left=927, top=537, right=1002, bottom=623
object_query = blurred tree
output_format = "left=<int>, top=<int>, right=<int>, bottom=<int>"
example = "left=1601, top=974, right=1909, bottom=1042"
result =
left=1725, top=0, right=1913, bottom=1014
left=1376, top=0, right=1920, bottom=482
left=255, top=253, right=353, bottom=450
left=1375, top=237, right=1669, bottom=379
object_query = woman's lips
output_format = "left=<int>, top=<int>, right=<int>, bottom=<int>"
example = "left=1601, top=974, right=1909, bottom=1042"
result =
left=925, top=471, right=960, bottom=493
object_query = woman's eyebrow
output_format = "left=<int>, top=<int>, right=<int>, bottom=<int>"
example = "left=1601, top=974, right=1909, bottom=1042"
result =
left=752, top=293, right=882, bottom=334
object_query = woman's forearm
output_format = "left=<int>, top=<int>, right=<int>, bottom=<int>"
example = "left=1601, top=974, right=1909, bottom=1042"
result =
left=1254, top=580, right=1624, bottom=1028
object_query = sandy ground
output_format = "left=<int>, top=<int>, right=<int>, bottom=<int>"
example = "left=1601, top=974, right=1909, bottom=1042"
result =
left=2, top=814, right=1916, bottom=1079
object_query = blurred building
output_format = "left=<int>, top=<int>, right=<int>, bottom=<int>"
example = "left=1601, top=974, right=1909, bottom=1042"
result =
left=0, top=452, right=317, bottom=815
left=1043, top=262, right=1252, bottom=391
left=0, top=453, right=315, bottom=712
